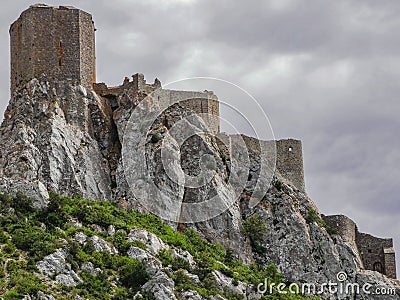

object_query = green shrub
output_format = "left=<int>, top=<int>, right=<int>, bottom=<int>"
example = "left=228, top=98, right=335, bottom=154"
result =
left=0, top=230, right=9, bottom=243
left=14, top=272, right=46, bottom=295
left=151, top=133, right=161, bottom=143
left=77, top=271, right=112, bottom=299
left=305, top=209, right=319, bottom=224
left=326, top=225, right=337, bottom=235
left=119, top=258, right=148, bottom=291
left=11, top=224, right=59, bottom=262
left=243, top=213, right=268, bottom=254
left=3, top=290, right=23, bottom=300
left=305, top=209, right=332, bottom=234
left=0, top=192, right=319, bottom=300
left=0, top=193, right=13, bottom=208
left=13, top=191, right=33, bottom=213
left=224, top=247, right=235, bottom=266
left=157, top=249, right=191, bottom=271
left=173, top=269, right=192, bottom=285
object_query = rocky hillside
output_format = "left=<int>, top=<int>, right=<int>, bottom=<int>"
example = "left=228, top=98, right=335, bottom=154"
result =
left=0, top=192, right=317, bottom=300
left=0, top=78, right=399, bottom=299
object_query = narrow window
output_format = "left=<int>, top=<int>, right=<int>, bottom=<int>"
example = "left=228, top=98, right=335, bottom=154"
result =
left=58, top=41, right=63, bottom=67
left=288, top=146, right=293, bottom=152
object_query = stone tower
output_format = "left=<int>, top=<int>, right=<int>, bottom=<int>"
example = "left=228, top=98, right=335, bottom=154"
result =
left=10, top=4, right=96, bottom=93
left=275, top=139, right=305, bottom=192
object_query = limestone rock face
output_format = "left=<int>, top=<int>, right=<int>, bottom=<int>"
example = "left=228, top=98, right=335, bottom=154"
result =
left=211, top=270, right=260, bottom=300
left=179, top=290, right=204, bottom=300
left=0, top=79, right=115, bottom=205
left=90, top=235, right=118, bottom=254
left=113, top=89, right=253, bottom=262
left=128, top=228, right=169, bottom=255
left=0, top=177, right=49, bottom=208
left=355, top=270, right=400, bottom=300
left=127, top=246, right=163, bottom=275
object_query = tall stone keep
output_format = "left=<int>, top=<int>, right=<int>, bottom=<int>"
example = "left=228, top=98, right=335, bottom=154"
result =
left=10, top=4, right=96, bottom=93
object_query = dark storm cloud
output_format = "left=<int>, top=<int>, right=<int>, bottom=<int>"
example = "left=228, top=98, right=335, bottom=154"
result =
left=0, top=0, right=399, bottom=274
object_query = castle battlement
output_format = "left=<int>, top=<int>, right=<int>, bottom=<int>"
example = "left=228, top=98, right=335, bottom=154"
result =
left=93, top=73, right=161, bottom=97
left=94, top=74, right=220, bottom=134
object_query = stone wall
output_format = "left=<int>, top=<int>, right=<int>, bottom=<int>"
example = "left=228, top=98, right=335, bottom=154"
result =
left=323, top=214, right=357, bottom=243
left=323, top=213, right=397, bottom=279
left=275, top=139, right=305, bottom=192
left=384, top=248, right=397, bottom=279
left=94, top=74, right=220, bottom=134
left=356, top=231, right=397, bottom=279
left=79, top=9, right=96, bottom=87
left=10, top=4, right=95, bottom=93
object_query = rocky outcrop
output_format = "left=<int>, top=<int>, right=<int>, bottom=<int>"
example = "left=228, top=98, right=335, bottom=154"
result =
left=142, top=271, right=178, bottom=300
left=37, top=249, right=83, bottom=287
left=0, top=79, right=116, bottom=206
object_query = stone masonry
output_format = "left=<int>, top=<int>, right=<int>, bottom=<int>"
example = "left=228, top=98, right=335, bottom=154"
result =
left=10, top=4, right=96, bottom=92
left=94, top=74, right=220, bottom=134
left=275, top=139, right=305, bottom=191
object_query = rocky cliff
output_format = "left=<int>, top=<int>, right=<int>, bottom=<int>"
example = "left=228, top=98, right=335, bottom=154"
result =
left=0, top=78, right=399, bottom=299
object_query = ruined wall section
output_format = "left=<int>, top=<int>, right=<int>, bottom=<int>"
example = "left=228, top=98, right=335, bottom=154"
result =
left=323, top=215, right=357, bottom=243
left=323, top=214, right=397, bottom=279
left=356, top=232, right=397, bottom=278
left=275, top=139, right=305, bottom=192
left=10, top=5, right=95, bottom=93
left=94, top=74, right=220, bottom=134
left=168, top=90, right=220, bottom=134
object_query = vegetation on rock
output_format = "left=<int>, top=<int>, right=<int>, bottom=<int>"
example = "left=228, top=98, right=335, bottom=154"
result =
left=0, top=192, right=318, bottom=299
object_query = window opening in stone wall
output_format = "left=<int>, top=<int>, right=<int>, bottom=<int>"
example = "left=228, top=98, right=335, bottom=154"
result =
left=58, top=41, right=63, bottom=67
left=288, top=146, right=293, bottom=152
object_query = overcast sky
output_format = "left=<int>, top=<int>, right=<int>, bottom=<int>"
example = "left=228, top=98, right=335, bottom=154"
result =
left=1, top=0, right=399, bottom=275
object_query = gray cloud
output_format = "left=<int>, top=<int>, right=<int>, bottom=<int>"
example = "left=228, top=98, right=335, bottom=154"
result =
left=0, top=0, right=399, bottom=275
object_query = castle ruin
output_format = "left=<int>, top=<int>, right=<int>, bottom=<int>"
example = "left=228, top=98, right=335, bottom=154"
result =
left=9, top=4, right=396, bottom=279
left=323, top=215, right=397, bottom=279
